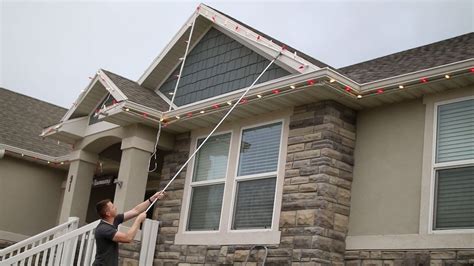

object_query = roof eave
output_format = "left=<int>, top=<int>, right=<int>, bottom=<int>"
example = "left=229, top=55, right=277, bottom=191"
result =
left=151, top=62, right=473, bottom=131
left=359, top=58, right=474, bottom=91
left=61, top=70, right=129, bottom=122
left=0, top=144, right=70, bottom=169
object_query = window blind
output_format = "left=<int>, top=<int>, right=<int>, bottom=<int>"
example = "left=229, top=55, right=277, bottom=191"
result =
left=435, top=166, right=474, bottom=229
left=436, top=99, right=474, bottom=163
left=238, top=122, right=282, bottom=176
left=188, top=184, right=225, bottom=231
left=233, top=177, right=276, bottom=229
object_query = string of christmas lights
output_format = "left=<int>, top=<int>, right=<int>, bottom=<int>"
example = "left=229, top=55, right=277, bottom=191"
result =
left=196, top=5, right=312, bottom=72
left=129, top=66, right=472, bottom=127
left=3, top=149, right=69, bottom=167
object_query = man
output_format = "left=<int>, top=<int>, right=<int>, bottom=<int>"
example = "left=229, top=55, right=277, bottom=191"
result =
left=92, top=191, right=165, bottom=266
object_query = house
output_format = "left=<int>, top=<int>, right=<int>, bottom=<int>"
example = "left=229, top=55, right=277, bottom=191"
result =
left=4, top=3, right=474, bottom=265
left=0, top=88, right=70, bottom=247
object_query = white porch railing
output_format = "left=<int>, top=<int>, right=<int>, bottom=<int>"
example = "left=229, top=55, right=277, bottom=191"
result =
left=0, top=219, right=160, bottom=266
left=139, top=219, right=160, bottom=266
left=0, top=217, right=79, bottom=261
left=0, top=219, right=99, bottom=266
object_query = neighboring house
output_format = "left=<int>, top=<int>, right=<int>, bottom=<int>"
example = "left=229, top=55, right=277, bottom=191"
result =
left=6, top=3, right=474, bottom=265
left=0, top=88, right=70, bottom=247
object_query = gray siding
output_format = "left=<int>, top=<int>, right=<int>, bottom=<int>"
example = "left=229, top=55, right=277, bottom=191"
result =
left=158, top=27, right=291, bottom=106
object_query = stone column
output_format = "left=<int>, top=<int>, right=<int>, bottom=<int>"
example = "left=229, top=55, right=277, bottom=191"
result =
left=281, top=100, right=356, bottom=265
left=113, top=135, right=155, bottom=217
left=59, top=150, right=98, bottom=224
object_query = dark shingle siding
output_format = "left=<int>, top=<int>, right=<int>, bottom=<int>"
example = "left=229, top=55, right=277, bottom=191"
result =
left=158, top=28, right=291, bottom=106
left=205, top=4, right=333, bottom=70
left=101, top=70, right=169, bottom=111
left=0, top=88, right=70, bottom=157
left=339, top=32, right=474, bottom=83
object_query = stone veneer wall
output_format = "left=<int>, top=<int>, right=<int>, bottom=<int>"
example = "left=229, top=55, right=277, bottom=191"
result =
left=148, top=101, right=357, bottom=265
left=119, top=242, right=141, bottom=265
left=345, top=250, right=474, bottom=265
left=283, top=101, right=356, bottom=265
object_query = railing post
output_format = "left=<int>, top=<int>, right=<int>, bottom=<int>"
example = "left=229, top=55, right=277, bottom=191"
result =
left=139, top=219, right=160, bottom=266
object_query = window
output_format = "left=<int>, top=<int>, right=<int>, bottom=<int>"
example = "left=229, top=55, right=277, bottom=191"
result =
left=433, top=98, right=474, bottom=230
left=177, top=118, right=287, bottom=245
left=233, top=123, right=282, bottom=229
left=187, top=133, right=230, bottom=231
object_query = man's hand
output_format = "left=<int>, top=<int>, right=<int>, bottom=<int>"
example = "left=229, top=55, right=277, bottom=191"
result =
left=124, top=191, right=166, bottom=222
left=150, top=191, right=166, bottom=202
left=137, top=212, right=147, bottom=223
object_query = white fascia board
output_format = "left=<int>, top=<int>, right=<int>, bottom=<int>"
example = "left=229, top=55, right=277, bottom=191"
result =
left=60, top=117, right=88, bottom=138
left=99, top=100, right=164, bottom=124
left=61, top=75, right=100, bottom=122
left=156, top=90, right=179, bottom=110
left=41, top=123, right=64, bottom=138
left=198, top=4, right=318, bottom=73
left=61, top=70, right=129, bottom=122
left=97, top=69, right=128, bottom=101
left=41, top=116, right=89, bottom=140
left=138, top=12, right=199, bottom=85
left=359, top=58, right=474, bottom=91
left=124, top=101, right=164, bottom=118
left=98, top=101, right=127, bottom=119
left=107, top=59, right=473, bottom=124
left=0, top=144, right=71, bottom=164
left=163, top=70, right=331, bottom=118
left=324, top=67, right=361, bottom=90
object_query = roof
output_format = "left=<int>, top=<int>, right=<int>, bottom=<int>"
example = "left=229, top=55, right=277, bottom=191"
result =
left=0, top=88, right=70, bottom=157
left=205, top=4, right=333, bottom=70
left=339, top=32, right=474, bottom=84
left=101, top=69, right=169, bottom=112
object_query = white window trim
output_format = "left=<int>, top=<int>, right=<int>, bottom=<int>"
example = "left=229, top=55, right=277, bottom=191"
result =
left=186, top=130, right=232, bottom=232
left=428, top=95, right=474, bottom=234
left=175, top=110, right=290, bottom=245
left=227, top=121, right=284, bottom=232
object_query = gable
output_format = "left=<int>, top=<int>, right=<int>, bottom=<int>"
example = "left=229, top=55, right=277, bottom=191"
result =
left=158, top=27, right=291, bottom=106
left=89, top=93, right=117, bottom=125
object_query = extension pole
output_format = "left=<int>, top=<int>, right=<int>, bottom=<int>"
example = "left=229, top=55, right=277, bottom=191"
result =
left=146, top=52, right=282, bottom=212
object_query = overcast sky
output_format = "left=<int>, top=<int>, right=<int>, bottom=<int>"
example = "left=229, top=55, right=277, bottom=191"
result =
left=1, top=0, right=472, bottom=108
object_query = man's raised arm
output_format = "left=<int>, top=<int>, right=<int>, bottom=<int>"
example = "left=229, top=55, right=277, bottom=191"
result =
left=123, top=191, right=165, bottom=222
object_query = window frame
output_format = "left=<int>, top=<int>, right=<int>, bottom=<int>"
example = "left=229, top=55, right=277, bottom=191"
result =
left=429, top=95, right=474, bottom=234
left=227, top=121, right=284, bottom=232
left=175, top=110, right=290, bottom=245
left=186, top=130, right=233, bottom=232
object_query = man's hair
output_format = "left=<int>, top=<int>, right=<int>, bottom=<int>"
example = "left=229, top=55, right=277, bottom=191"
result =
left=96, top=199, right=111, bottom=219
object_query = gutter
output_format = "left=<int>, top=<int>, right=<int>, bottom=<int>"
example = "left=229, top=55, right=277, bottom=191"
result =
left=358, top=58, right=474, bottom=91
left=42, top=58, right=473, bottom=140
left=163, top=59, right=473, bottom=118
left=0, top=144, right=70, bottom=168
left=95, top=58, right=474, bottom=128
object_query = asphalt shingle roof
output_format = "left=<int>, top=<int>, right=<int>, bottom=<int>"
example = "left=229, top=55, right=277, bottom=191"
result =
left=338, top=32, right=474, bottom=84
left=102, top=69, right=169, bottom=112
left=0, top=88, right=70, bottom=157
